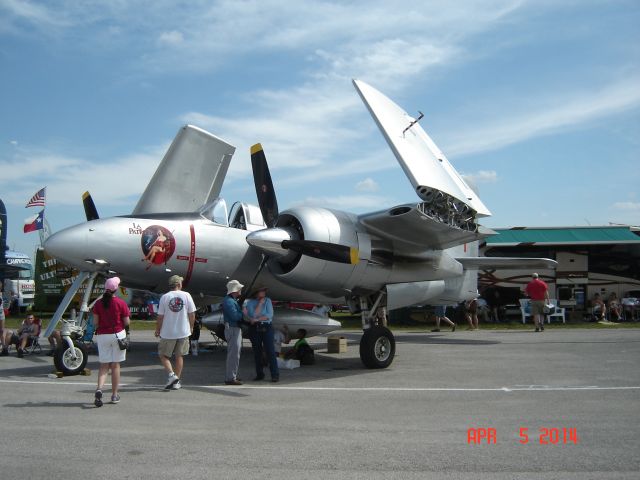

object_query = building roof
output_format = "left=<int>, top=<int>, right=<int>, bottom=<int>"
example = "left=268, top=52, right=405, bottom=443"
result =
left=486, top=226, right=640, bottom=246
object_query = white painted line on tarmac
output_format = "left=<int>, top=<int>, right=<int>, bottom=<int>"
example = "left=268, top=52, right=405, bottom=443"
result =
left=1, top=378, right=640, bottom=392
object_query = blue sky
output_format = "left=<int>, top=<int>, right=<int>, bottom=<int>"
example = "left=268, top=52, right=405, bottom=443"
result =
left=1, top=0, right=639, bottom=258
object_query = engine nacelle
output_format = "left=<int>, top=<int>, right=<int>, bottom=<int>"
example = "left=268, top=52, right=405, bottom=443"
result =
left=269, top=207, right=371, bottom=296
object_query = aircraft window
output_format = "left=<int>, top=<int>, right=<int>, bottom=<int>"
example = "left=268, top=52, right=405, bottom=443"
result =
left=199, top=198, right=229, bottom=226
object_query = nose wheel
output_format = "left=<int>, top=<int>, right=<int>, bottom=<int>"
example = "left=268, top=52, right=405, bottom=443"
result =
left=359, top=326, right=395, bottom=369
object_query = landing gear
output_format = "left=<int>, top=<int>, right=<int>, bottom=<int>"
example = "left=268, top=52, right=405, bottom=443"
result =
left=54, top=340, right=88, bottom=376
left=352, top=291, right=396, bottom=369
left=359, top=326, right=395, bottom=369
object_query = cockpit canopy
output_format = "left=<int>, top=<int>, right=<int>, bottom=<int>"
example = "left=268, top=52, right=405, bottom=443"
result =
left=198, top=198, right=266, bottom=231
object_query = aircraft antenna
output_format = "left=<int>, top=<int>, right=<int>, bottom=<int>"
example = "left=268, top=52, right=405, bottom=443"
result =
left=402, top=111, right=424, bottom=137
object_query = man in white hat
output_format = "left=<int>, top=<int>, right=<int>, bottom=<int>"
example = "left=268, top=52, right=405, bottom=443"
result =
left=222, top=279, right=244, bottom=385
left=155, top=275, right=196, bottom=390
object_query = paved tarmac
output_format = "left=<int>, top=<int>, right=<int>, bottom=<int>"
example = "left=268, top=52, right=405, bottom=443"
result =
left=1, top=327, right=639, bottom=479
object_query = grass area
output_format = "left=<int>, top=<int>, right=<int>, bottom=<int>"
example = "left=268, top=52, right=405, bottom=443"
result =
left=4, top=312, right=639, bottom=332
left=2, top=315, right=156, bottom=331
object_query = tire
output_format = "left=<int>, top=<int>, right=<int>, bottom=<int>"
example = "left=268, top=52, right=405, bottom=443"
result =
left=359, top=326, right=395, bottom=369
left=54, top=340, right=88, bottom=376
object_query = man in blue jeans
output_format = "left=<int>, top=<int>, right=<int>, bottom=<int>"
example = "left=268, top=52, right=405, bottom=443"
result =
left=244, top=286, right=279, bottom=382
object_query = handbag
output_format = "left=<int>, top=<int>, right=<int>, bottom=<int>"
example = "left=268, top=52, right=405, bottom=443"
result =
left=116, top=334, right=129, bottom=350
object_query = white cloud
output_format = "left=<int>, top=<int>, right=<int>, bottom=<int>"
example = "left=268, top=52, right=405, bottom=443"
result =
left=461, top=170, right=498, bottom=185
left=9, top=140, right=18, bottom=146
left=292, top=194, right=393, bottom=212
left=158, top=30, right=184, bottom=46
left=355, top=178, right=379, bottom=192
left=0, top=142, right=169, bottom=208
left=0, top=0, right=70, bottom=28
left=446, top=76, right=640, bottom=157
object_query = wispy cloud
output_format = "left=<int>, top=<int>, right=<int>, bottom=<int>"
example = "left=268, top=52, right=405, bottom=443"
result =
left=446, top=75, right=640, bottom=157
left=291, top=194, right=394, bottom=212
left=356, top=178, right=379, bottom=192
left=157, top=30, right=184, bottom=47
left=0, top=143, right=168, bottom=208
left=461, top=170, right=498, bottom=184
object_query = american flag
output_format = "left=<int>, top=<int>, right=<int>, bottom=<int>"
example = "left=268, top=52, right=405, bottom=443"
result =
left=25, top=187, right=46, bottom=208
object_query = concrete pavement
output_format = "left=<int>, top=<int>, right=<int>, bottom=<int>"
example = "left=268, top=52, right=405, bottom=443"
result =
left=0, top=327, right=639, bottom=479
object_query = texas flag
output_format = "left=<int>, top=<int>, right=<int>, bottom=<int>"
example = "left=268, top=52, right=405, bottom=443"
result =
left=24, top=209, right=45, bottom=233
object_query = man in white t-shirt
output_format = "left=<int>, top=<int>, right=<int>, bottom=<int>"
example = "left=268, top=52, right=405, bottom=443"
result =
left=155, top=275, right=196, bottom=390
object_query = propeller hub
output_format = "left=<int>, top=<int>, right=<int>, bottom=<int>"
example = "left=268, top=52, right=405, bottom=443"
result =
left=246, top=228, right=292, bottom=257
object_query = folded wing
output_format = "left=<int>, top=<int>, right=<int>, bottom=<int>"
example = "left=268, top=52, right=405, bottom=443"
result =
left=132, top=125, right=235, bottom=215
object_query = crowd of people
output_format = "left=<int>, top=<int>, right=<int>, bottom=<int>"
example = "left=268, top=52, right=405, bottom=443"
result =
left=3, top=270, right=637, bottom=407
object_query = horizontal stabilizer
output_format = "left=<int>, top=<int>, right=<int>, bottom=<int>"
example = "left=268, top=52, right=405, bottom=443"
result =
left=133, top=125, right=235, bottom=215
left=456, top=257, right=558, bottom=270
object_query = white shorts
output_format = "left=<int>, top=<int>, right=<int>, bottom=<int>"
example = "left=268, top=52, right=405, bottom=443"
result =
left=95, top=331, right=127, bottom=364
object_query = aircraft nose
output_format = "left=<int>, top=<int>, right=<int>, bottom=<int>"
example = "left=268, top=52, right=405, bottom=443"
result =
left=43, top=225, right=88, bottom=268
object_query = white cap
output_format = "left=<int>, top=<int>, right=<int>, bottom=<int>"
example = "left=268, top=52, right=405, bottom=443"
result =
left=226, top=279, right=244, bottom=294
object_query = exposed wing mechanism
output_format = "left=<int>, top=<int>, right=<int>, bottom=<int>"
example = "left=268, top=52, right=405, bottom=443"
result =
left=132, top=125, right=235, bottom=215
left=359, top=203, right=486, bottom=252
left=353, top=79, right=491, bottom=218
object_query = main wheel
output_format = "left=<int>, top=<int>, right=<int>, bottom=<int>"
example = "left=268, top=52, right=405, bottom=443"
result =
left=54, top=340, right=89, bottom=376
left=359, top=326, right=395, bottom=369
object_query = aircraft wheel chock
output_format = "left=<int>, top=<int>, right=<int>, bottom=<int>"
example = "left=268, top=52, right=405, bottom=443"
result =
left=359, top=326, right=395, bottom=369
left=54, top=341, right=89, bottom=376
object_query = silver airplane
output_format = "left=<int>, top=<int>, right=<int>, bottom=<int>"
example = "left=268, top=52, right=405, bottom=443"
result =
left=43, top=79, right=556, bottom=374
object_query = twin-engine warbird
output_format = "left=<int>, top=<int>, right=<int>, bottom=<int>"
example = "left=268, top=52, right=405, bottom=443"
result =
left=43, top=79, right=555, bottom=374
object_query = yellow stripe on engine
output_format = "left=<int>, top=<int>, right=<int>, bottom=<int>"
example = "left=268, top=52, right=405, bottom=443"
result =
left=250, top=143, right=263, bottom=155
left=350, top=247, right=359, bottom=265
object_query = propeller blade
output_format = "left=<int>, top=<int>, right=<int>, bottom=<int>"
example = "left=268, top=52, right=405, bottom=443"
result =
left=251, top=143, right=279, bottom=227
left=82, top=191, right=99, bottom=221
left=282, top=240, right=360, bottom=265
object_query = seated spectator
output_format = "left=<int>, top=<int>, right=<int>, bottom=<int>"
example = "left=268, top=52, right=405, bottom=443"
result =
left=608, top=293, right=622, bottom=321
left=284, top=329, right=315, bottom=365
left=1, top=314, right=40, bottom=357
left=592, top=293, right=606, bottom=320
left=273, top=324, right=291, bottom=358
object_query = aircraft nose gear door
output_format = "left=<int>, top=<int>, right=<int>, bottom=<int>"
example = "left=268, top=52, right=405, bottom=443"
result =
left=356, top=292, right=396, bottom=369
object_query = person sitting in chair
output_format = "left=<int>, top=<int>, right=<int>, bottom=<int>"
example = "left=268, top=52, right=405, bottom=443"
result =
left=1, top=314, right=40, bottom=357
left=592, top=293, right=607, bottom=321
left=608, top=293, right=622, bottom=321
